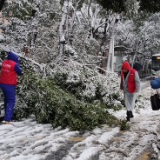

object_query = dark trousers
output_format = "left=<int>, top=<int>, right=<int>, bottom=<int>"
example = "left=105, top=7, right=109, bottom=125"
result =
left=0, top=83, right=15, bottom=121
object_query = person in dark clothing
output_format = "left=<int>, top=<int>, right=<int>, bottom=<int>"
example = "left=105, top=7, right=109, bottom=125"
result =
left=133, top=62, right=142, bottom=71
left=0, top=51, right=22, bottom=123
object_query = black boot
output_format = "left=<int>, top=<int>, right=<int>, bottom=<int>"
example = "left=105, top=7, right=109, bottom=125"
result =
left=0, top=117, right=3, bottom=122
left=130, top=111, right=134, bottom=118
left=126, top=111, right=132, bottom=122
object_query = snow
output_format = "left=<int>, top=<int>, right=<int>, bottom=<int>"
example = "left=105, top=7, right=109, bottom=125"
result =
left=0, top=84, right=160, bottom=160
left=0, top=35, right=5, bottom=42
left=98, top=128, right=119, bottom=144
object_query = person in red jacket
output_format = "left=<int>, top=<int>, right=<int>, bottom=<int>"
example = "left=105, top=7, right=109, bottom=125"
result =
left=120, top=61, right=140, bottom=121
left=0, top=51, right=22, bottom=123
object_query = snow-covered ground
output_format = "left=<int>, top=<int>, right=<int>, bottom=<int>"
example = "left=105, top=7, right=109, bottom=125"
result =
left=0, top=82, right=160, bottom=160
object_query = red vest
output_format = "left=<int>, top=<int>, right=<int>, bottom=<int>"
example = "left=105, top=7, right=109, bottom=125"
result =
left=0, top=60, right=17, bottom=85
left=120, top=68, right=136, bottom=93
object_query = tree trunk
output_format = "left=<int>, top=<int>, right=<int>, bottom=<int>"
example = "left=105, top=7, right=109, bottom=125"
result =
left=59, top=0, right=68, bottom=55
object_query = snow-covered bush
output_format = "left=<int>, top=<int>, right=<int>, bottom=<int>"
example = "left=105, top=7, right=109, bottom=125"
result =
left=85, top=38, right=100, bottom=55
left=12, top=68, right=119, bottom=131
left=53, top=59, right=124, bottom=110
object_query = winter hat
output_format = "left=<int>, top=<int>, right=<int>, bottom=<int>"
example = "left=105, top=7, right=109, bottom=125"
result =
left=121, top=61, right=131, bottom=71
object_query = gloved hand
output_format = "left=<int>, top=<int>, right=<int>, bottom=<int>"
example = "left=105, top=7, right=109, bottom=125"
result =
left=20, top=72, right=23, bottom=76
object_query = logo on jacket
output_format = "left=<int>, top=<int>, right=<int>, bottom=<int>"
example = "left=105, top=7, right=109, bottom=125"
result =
left=2, top=64, right=11, bottom=68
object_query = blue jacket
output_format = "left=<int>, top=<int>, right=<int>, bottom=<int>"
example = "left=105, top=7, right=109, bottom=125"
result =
left=150, top=77, right=160, bottom=89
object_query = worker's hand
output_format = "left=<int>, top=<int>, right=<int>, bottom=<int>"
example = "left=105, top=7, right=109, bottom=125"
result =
left=20, top=72, right=24, bottom=76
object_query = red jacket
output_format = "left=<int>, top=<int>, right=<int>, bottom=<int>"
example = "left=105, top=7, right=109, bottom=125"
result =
left=120, top=68, right=136, bottom=93
left=0, top=60, right=17, bottom=85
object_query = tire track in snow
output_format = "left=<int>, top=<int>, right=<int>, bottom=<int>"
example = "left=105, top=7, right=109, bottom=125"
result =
left=97, top=114, right=159, bottom=160
left=0, top=120, right=79, bottom=160
left=62, top=114, right=159, bottom=160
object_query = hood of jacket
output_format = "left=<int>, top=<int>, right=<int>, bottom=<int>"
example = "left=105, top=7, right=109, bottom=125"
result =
left=7, top=51, right=19, bottom=64
left=121, top=61, right=131, bottom=71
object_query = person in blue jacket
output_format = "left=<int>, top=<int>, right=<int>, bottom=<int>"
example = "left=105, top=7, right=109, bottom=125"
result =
left=0, top=51, right=22, bottom=123
left=150, top=77, right=160, bottom=89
